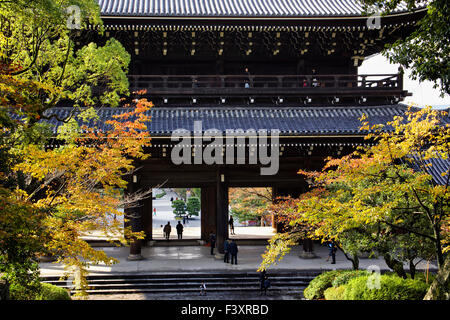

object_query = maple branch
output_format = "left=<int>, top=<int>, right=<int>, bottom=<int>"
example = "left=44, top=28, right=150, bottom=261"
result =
left=381, top=220, right=436, bottom=242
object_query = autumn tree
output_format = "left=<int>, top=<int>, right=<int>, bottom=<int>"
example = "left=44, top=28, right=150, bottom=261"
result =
left=360, top=0, right=450, bottom=95
left=260, top=107, right=449, bottom=274
left=0, top=0, right=149, bottom=298
left=229, top=188, right=273, bottom=225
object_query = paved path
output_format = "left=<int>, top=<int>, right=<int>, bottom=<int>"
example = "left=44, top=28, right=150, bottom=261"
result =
left=39, top=243, right=437, bottom=277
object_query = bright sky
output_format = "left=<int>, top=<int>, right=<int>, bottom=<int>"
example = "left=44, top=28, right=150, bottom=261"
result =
left=359, top=54, right=450, bottom=108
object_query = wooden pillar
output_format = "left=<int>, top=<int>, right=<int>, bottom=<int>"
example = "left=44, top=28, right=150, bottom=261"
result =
left=216, top=170, right=228, bottom=254
left=142, top=193, right=153, bottom=243
left=201, top=187, right=217, bottom=241
left=124, top=174, right=144, bottom=260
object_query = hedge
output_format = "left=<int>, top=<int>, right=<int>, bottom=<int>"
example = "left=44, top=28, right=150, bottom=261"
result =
left=303, top=270, right=350, bottom=300
left=36, top=283, right=71, bottom=300
left=324, top=286, right=346, bottom=300
left=342, top=274, right=429, bottom=300
left=331, top=270, right=370, bottom=288
left=305, top=270, right=432, bottom=300
left=10, top=282, right=71, bottom=300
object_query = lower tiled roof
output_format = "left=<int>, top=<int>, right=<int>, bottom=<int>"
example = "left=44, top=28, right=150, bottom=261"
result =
left=408, top=156, right=450, bottom=186
left=41, top=104, right=414, bottom=136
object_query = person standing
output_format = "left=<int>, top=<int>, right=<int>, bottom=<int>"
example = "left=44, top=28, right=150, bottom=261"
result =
left=259, top=270, right=267, bottom=292
left=326, top=241, right=337, bottom=264
left=229, top=216, right=235, bottom=235
left=229, top=239, right=238, bottom=265
left=163, top=221, right=171, bottom=240
left=262, top=276, right=270, bottom=296
left=243, top=67, right=253, bottom=88
left=176, top=221, right=184, bottom=239
left=223, top=238, right=230, bottom=263
left=209, top=232, right=216, bottom=255
left=199, top=282, right=206, bottom=296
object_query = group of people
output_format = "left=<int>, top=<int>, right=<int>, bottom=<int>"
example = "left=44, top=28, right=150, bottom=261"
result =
left=162, top=214, right=235, bottom=241
left=209, top=233, right=239, bottom=265
left=223, top=238, right=239, bottom=264
left=162, top=221, right=184, bottom=240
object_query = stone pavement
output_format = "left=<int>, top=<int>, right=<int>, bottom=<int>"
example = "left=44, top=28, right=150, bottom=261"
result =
left=39, top=242, right=437, bottom=277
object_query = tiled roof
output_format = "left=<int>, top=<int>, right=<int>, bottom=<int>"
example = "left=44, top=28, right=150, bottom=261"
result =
left=41, top=104, right=412, bottom=136
left=97, top=0, right=411, bottom=17
left=408, top=156, right=450, bottom=186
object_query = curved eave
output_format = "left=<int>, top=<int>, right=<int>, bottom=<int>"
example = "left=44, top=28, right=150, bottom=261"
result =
left=99, top=7, right=427, bottom=20
left=96, top=8, right=427, bottom=30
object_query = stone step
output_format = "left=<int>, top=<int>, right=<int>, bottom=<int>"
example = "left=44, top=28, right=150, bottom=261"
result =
left=74, top=286, right=307, bottom=295
left=40, top=271, right=318, bottom=296
left=43, top=280, right=310, bottom=289
left=42, top=275, right=314, bottom=284
left=41, top=271, right=319, bottom=281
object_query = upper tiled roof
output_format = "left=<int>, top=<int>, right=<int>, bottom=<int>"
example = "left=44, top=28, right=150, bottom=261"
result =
left=97, top=0, right=411, bottom=17
left=408, top=156, right=450, bottom=186
left=41, top=104, right=413, bottom=136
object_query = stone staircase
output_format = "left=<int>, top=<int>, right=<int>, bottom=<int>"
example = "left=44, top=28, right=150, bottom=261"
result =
left=40, top=271, right=319, bottom=297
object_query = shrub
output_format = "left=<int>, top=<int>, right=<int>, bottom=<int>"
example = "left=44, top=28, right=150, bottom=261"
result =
left=9, top=282, right=37, bottom=300
left=343, top=274, right=429, bottom=300
left=303, top=270, right=348, bottom=300
left=9, top=282, right=71, bottom=300
left=331, top=270, right=370, bottom=288
left=324, top=286, right=347, bottom=300
left=36, top=283, right=71, bottom=300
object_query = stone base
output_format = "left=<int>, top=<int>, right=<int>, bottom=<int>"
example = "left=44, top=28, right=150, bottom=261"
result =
left=127, top=254, right=144, bottom=261
left=197, top=240, right=206, bottom=245
left=299, top=251, right=317, bottom=259
left=146, top=241, right=156, bottom=247
left=214, top=253, right=225, bottom=260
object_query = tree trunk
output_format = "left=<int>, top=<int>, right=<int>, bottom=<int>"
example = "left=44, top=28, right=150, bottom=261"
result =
left=384, top=254, right=407, bottom=279
left=409, top=260, right=416, bottom=279
left=351, top=254, right=360, bottom=270
left=423, top=255, right=450, bottom=300
left=433, top=223, right=444, bottom=270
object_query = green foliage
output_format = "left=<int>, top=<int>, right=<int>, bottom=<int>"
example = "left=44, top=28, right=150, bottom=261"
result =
left=361, top=0, right=450, bottom=95
left=324, top=286, right=347, bottom=300
left=343, top=274, right=429, bottom=300
left=303, top=270, right=346, bottom=300
left=172, top=199, right=187, bottom=218
left=37, top=283, right=71, bottom=300
left=331, top=270, right=371, bottom=288
left=155, top=190, right=166, bottom=199
left=229, top=188, right=272, bottom=224
left=186, top=197, right=201, bottom=217
left=9, top=282, right=71, bottom=300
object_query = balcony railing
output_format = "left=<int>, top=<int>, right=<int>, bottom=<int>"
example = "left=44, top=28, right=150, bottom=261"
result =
left=128, top=73, right=403, bottom=96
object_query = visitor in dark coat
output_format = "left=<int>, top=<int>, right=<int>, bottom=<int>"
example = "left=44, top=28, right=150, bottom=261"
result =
left=259, top=270, right=267, bottom=291
left=163, top=222, right=171, bottom=240
left=262, top=276, right=270, bottom=295
left=176, top=221, right=184, bottom=239
left=229, top=239, right=238, bottom=265
left=223, top=239, right=230, bottom=263
left=209, top=233, right=216, bottom=255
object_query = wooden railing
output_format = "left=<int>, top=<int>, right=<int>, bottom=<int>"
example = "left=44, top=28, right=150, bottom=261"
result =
left=128, top=73, right=402, bottom=93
